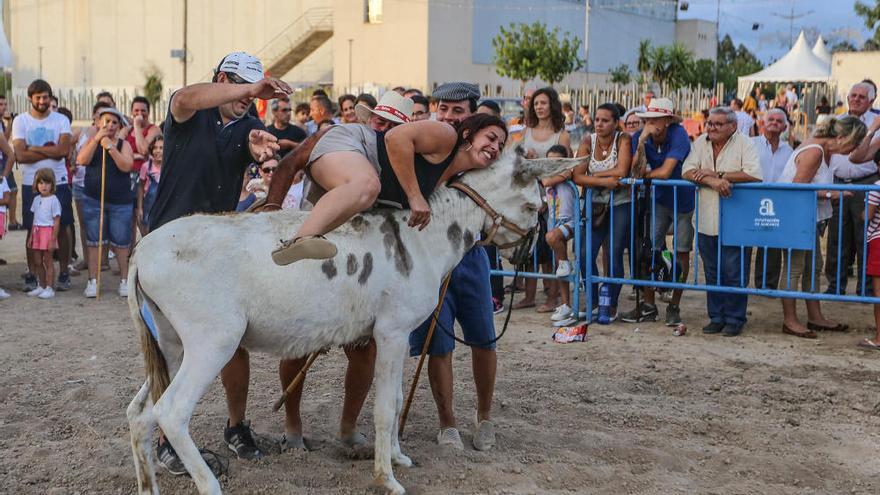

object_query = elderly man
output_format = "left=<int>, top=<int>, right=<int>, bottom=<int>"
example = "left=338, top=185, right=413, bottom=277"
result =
left=824, top=82, right=879, bottom=294
left=751, top=109, right=793, bottom=290
left=408, top=82, right=498, bottom=451
left=683, top=107, right=762, bottom=337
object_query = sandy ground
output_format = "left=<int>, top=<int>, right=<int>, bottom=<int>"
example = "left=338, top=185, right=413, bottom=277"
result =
left=2, top=223, right=880, bottom=495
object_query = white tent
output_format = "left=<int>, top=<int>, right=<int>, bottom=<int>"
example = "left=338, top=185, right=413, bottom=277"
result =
left=812, top=35, right=832, bottom=67
left=0, top=9, right=12, bottom=67
left=737, top=31, right=831, bottom=96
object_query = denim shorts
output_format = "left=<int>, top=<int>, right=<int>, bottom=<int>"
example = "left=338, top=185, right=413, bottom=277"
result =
left=81, top=194, right=134, bottom=247
left=72, top=183, right=86, bottom=202
left=409, top=246, right=497, bottom=356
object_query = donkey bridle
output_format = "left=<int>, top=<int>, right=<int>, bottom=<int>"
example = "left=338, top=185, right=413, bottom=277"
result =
left=447, top=179, right=535, bottom=252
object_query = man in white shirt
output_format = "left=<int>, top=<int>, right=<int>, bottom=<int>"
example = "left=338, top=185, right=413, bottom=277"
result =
left=750, top=109, right=793, bottom=289
left=825, top=82, right=878, bottom=294
left=11, top=79, right=72, bottom=292
left=731, top=98, right=755, bottom=136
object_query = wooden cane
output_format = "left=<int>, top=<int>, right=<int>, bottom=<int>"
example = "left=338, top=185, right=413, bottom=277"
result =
left=273, top=351, right=320, bottom=412
left=398, top=273, right=453, bottom=437
left=96, top=146, right=107, bottom=300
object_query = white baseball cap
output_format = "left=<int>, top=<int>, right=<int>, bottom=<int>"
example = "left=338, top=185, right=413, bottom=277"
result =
left=215, top=52, right=265, bottom=83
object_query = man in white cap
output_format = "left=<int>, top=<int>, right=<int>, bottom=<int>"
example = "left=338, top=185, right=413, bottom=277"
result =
left=148, top=51, right=292, bottom=476
left=356, top=90, right=413, bottom=131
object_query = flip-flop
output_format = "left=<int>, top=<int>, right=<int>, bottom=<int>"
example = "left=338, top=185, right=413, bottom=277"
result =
left=782, top=324, right=817, bottom=339
left=536, top=303, right=557, bottom=313
left=857, top=338, right=880, bottom=351
left=807, top=321, right=849, bottom=332
left=512, top=300, right=536, bottom=310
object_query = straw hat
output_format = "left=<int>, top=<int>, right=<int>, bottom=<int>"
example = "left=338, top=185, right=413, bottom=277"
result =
left=356, top=91, right=413, bottom=125
left=635, top=98, right=682, bottom=122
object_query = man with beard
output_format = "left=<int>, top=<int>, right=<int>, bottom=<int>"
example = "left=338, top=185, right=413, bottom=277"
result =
left=11, top=79, right=73, bottom=292
left=147, top=51, right=291, bottom=475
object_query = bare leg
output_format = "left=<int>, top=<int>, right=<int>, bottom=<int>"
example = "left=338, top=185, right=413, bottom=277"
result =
left=427, top=353, right=455, bottom=428
left=74, top=199, right=88, bottom=269
left=221, top=348, right=250, bottom=426
left=8, top=190, right=17, bottom=225
left=114, top=247, right=130, bottom=279
left=472, top=348, right=496, bottom=422
left=340, top=339, right=376, bottom=439
left=781, top=298, right=808, bottom=333
left=279, top=357, right=308, bottom=439
left=872, top=278, right=880, bottom=344
left=43, top=250, right=54, bottom=288
left=33, top=249, right=46, bottom=287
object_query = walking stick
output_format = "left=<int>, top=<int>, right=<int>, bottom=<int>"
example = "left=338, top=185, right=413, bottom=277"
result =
left=273, top=351, right=320, bottom=412
left=399, top=273, right=453, bottom=437
left=96, top=146, right=107, bottom=300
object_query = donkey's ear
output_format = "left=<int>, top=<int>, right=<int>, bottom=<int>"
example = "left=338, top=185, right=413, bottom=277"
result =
left=513, top=156, right=588, bottom=184
left=514, top=145, right=527, bottom=158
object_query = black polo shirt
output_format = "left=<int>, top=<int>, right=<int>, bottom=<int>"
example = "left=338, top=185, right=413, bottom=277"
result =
left=266, top=122, right=307, bottom=155
left=149, top=104, right=264, bottom=230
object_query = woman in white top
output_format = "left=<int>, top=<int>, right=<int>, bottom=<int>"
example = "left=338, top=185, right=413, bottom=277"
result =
left=572, top=103, right=633, bottom=319
left=514, top=87, right=571, bottom=310
left=777, top=116, right=866, bottom=339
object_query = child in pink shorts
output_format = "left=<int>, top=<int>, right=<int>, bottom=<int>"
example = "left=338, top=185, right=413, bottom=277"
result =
left=862, top=183, right=880, bottom=350
left=27, top=168, right=62, bottom=299
left=0, top=175, right=10, bottom=299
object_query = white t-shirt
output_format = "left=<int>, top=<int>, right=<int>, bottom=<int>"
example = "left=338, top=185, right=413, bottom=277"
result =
left=11, top=111, right=72, bottom=186
left=735, top=111, right=754, bottom=136
left=30, top=194, right=62, bottom=227
left=0, top=177, right=10, bottom=214
left=282, top=181, right=305, bottom=210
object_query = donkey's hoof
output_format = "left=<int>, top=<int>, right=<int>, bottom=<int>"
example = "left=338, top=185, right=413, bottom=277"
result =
left=391, top=452, right=412, bottom=467
left=374, top=475, right=405, bottom=495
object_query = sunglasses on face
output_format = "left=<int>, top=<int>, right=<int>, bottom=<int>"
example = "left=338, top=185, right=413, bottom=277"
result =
left=261, top=167, right=277, bottom=174
left=226, top=73, right=249, bottom=85
left=276, top=108, right=291, bottom=113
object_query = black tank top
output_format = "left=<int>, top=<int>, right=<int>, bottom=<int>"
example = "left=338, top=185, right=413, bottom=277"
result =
left=84, top=139, right=134, bottom=205
left=375, top=130, right=458, bottom=209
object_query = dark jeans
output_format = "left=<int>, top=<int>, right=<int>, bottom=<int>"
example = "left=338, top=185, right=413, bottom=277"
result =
left=698, top=234, right=751, bottom=328
left=825, top=181, right=872, bottom=292
left=582, top=202, right=631, bottom=308
left=484, top=245, right=504, bottom=302
left=753, top=247, right=782, bottom=290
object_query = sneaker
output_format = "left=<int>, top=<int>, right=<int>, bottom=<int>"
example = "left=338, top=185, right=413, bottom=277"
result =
left=0, top=288, right=10, bottom=299
left=157, top=440, right=188, bottom=476
left=553, top=315, right=580, bottom=327
left=492, top=297, right=504, bottom=315
left=722, top=324, right=743, bottom=337
left=702, top=322, right=724, bottom=334
left=118, top=280, right=128, bottom=298
left=436, top=427, right=464, bottom=450
left=27, top=286, right=45, bottom=297
left=109, top=250, right=116, bottom=260
left=472, top=413, right=496, bottom=451
left=84, top=279, right=97, bottom=298
left=551, top=303, right=572, bottom=321
left=620, top=303, right=658, bottom=323
left=67, top=263, right=80, bottom=277
left=555, top=260, right=572, bottom=277
left=224, top=420, right=264, bottom=460
left=665, top=304, right=682, bottom=326
left=38, top=287, right=55, bottom=299
left=22, top=274, right=38, bottom=292
left=56, top=273, right=71, bottom=291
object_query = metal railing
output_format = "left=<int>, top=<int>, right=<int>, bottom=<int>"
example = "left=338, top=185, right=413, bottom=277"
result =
left=255, top=7, right=333, bottom=71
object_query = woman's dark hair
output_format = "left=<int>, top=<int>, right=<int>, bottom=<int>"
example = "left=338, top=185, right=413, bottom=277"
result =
left=148, top=134, right=164, bottom=156
left=612, top=103, right=627, bottom=120
left=410, top=94, right=429, bottom=107
left=546, top=144, right=569, bottom=157
left=356, top=93, right=378, bottom=109
left=525, top=87, right=564, bottom=132
left=596, top=103, right=621, bottom=122
left=820, top=96, right=829, bottom=106
left=338, top=94, right=356, bottom=107
left=477, top=100, right=501, bottom=115
left=294, top=102, right=310, bottom=115
left=56, top=107, right=73, bottom=123
left=92, top=100, right=112, bottom=115
left=456, top=113, right=508, bottom=149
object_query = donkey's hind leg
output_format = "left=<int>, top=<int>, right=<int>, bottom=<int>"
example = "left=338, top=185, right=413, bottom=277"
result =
left=128, top=380, right=159, bottom=495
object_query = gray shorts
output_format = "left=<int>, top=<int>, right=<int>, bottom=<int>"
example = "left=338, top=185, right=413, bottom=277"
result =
left=551, top=216, right=575, bottom=239
left=652, top=203, right=694, bottom=252
left=308, top=123, right=381, bottom=174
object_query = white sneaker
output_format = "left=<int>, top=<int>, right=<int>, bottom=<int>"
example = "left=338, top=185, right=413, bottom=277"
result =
left=555, top=260, right=572, bottom=277
left=554, top=316, right=581, bottom=327
left=27, top=286, right=45, bottom=297
left=38, top=287, right=55, bottom=299
left=84, top=279, right=97, bottom=298
left=0, top=288, right=11, bottom=299
left=550, top=303, right=572, bottom=321
left=436, top=427, right=464, bottom=450
left=118, top=280, right=128, bottom=298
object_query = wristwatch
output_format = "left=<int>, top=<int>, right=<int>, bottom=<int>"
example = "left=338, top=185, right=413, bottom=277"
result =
left=717, top=172, right=725, bottom=180
left=825, top=191, right=832, bottom=199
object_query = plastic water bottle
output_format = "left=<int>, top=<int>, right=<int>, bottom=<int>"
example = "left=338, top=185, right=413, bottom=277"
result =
left=598, top=284, right=611, bottom=325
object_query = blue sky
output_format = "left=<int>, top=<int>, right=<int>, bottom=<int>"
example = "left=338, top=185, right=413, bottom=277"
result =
left=678, top=0, right=872, bottom=63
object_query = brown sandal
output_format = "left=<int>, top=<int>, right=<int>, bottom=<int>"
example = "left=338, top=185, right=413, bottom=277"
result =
left=782, top=324, right=817, bottom=339
left=807, top=321, right=849, bottom=332
left=272, top=235, right=337, bottom=266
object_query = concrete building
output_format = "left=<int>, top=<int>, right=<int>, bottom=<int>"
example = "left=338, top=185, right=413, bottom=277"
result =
left=831, top=51, right=880, bottom=103
left=675, top=19, right=718, bottom=61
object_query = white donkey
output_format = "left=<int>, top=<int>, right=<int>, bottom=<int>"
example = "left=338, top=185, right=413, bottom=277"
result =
left=125, top=150, right=579, bottom=494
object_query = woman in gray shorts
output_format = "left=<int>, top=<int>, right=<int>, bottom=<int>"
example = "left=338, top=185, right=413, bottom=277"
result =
left=271, top=114, right=508, bottom=265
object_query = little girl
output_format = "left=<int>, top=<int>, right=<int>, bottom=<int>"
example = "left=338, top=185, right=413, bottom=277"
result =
left=28, top=168, right=62, bottom=299
left=0, top=174, right=11, bottom=299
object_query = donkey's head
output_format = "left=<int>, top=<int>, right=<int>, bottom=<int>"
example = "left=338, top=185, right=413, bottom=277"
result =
left=457, top=147, right=585, bottom=263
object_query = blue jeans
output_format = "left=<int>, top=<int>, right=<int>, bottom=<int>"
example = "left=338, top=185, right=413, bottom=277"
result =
left=582, top=202, right=631, bottom=308
left=698, top=234, right=752, bottom=328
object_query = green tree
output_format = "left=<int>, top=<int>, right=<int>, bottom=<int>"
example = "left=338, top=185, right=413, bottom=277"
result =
left=609, top=63, right=632, bottom=85
left=492, top=22, right=584, bottom=86
left=855, top=1, right=880, bottom=47
left=637, top=39, right=653, bottom=82
left=142, top=63, right=164, bottom=110
left=647, top=42, right=696, bottom=90
left=714, top=34, right=763, bottom=90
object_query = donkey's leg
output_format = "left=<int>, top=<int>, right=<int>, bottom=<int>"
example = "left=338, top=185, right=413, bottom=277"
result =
left=390, top=350, right=411, bottom=468
left=371, top=329, right=409, bottom=495
left=128, top=380, right=159, bottom=495
left=154, top=334, right=241, bottom=495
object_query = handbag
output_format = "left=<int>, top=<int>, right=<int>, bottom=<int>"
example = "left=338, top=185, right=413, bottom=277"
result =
left=590, top=202, right=608, bottom=228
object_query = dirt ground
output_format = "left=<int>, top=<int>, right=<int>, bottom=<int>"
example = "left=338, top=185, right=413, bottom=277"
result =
left=2, top=223, right=880, bottom=495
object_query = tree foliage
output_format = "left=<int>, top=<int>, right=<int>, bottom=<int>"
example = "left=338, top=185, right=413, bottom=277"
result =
left=142, top=63, right=164, bottom=110
left=633, top=37, right=762, bottom=91
left=715, top=34, right=764, bottom=90
left=492, top=22, right=584, bottom=86
left=855, top=1, right=880, bottom=47
left=609, top=63, right=632, bottom=85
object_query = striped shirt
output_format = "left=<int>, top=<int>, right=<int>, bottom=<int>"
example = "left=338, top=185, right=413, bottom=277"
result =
left=868, top=180, right=880, bottom=242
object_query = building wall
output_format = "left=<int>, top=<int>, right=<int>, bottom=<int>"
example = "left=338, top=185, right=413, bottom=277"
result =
left=9, top=0, right=333, bottom=91
left=675, top=19, right=717, bottom=61
left=831, top=51, right=880, bottom=102
left=586, top=5, right=676, bottom=74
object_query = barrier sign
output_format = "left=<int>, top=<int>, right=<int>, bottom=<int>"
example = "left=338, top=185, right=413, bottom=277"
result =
left=720, top=189, right=816, bottom=249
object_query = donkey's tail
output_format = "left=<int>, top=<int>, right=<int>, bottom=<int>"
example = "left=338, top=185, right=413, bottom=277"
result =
left=127, top=260, right=170, bottom=404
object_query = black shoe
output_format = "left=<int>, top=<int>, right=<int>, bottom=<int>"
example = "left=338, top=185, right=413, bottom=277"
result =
left=702, top=322, right=724, bottom=334
left=722, top=324, right=743, bottom=337
left=56, top=272, right=71, bottom=291
left=22, top=274, right=37, bottom=292
left=620, top=303, right=658, bottom=323
left=224, top=420, right=264, bottom=460
left=157, top=439, right=188, bottom=476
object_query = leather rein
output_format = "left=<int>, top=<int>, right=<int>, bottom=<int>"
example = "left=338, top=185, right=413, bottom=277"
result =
left=447, top=179, right=534, bottom=251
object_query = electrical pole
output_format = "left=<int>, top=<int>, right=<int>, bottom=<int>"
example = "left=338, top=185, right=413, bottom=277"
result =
left=38, top=46, right=43, bottom=78
left=771, top=0, right=813, bottom=47
left=712, top=0, right=720, bottom=97
left=183, top=0, right=188, bottom=86
left=348, top=38, right=353, bottom=91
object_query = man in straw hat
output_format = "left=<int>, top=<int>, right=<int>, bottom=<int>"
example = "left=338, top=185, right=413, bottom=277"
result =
left=356, top=90, right=413, bottom=131
left=620, top=97, right=694, bottom=327
left=147, top=51, right=291, bottom=476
